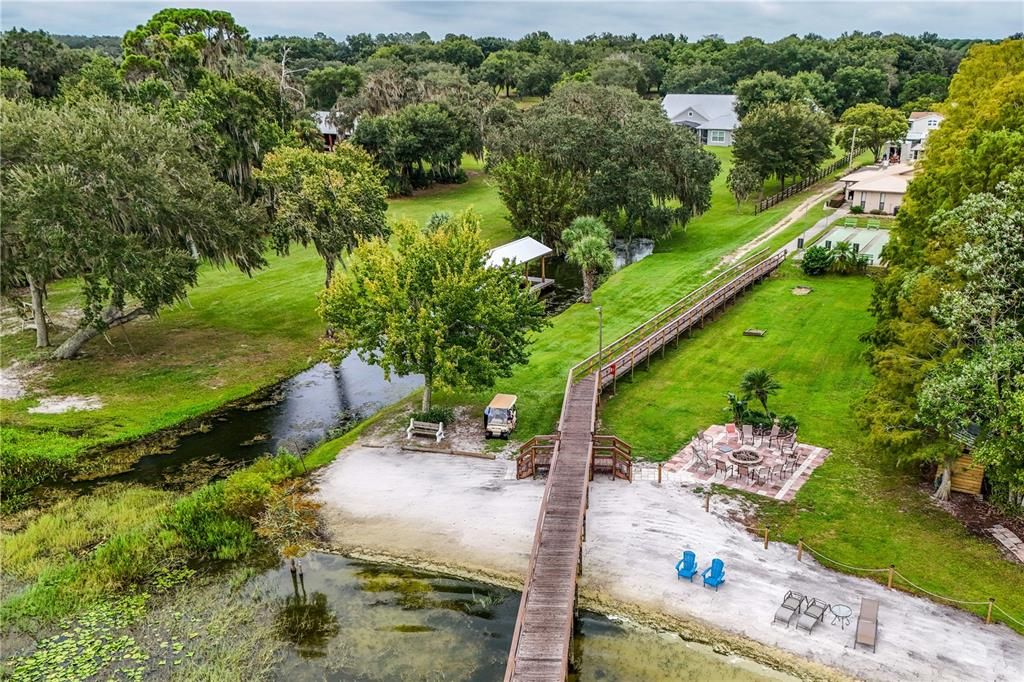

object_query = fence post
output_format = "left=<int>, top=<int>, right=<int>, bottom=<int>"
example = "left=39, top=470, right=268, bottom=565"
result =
left=657, top=462, right=662, bottom=484
left=797, top=539, right=803, bottom=561
left=986, top=598, right=994, bottom=624
left=887, top=564, right=895, bottom=589
left=763, top=527, right=770, bottom=550
left=704, top=492, right=710, bottom=513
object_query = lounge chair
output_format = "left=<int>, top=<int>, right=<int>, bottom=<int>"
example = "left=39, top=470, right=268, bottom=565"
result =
left=702, top=558, right=726, bottom=591
left=854, top=598, right=880, bottom=652
left=796, top=598, right=830, bottom=633
left=675, top=551, right=699, bottom=581
left=773, top=590, right=804, bottom=626
left=742, top=424, right=754, bottom=446
left=690, top=446, right=711, bottom=471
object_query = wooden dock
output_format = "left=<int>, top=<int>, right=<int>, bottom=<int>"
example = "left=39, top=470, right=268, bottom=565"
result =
left=505, top=249, right=787, bottom=681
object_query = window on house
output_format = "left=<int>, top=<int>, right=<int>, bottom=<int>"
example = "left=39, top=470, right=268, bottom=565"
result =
left=859, top=193, right=866, bottom=208
left=710, top=130, right=726, bottom=143
left=879, top=192, right=886, bottom=211
left=927, top=118, right=938, bottom=128
left=688, top=111, right=694, bottom=117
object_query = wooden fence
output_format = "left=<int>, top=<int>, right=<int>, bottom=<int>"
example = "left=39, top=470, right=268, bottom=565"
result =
left=753, top=151, right=863, bottom=214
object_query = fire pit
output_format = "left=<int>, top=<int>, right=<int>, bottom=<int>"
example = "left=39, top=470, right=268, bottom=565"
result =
left=728, top=447, right=764, bottom=467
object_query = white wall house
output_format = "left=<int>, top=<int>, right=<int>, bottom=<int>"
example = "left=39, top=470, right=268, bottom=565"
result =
left=661, top=94, right=739, bottom=146
left=884, top=111, right=944, bottom=163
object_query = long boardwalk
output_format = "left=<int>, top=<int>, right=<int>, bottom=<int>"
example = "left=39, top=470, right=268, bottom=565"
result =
left=505, top=249, right=786, bottom=681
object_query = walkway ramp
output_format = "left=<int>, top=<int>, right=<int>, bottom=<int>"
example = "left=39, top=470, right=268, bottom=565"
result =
left=505, top=249, right=786, bottom=681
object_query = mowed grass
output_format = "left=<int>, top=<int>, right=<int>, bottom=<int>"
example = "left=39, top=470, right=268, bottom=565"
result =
left=600, top=266, right=1024, bottom=631
left=444, top=147, right=856, bottom=435
left=0, top=156, right=512, bottom=479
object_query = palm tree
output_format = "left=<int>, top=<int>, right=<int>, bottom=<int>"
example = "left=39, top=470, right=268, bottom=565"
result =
left=563, top=216, right=614, bottom=303
left=830, top=241, right=867, bottom=275
left=740, top=368, right=782, bottom=413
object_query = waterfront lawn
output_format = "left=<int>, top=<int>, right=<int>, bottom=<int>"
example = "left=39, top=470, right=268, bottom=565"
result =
left=600, top=266, right=1024, bottom=631
left=0, top=162, right=511, bottom=496
left=445, top=148, right=860, bottom=435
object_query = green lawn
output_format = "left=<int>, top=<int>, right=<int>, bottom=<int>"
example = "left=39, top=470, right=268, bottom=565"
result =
left=444, top=147, right=853, bottom=435
left=600, top=265, right=1024, bottom=631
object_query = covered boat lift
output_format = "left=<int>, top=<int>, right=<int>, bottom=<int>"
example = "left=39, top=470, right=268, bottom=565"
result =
left=486, top=236, right=555, bottom=293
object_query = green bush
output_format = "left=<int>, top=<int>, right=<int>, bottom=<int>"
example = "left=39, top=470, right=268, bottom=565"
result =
left=223, top=454, right=305, bottom=518
left=800, top=245, right=834, bottom=275
left=411, top=406, right=455, bottom=424
left=166, top=484, right=256, bottom=561
left=778, top=415, right=799, bottom=432
left=850, top=204, right=864, bottom=214
left=742, top=410, right=773, bottom=429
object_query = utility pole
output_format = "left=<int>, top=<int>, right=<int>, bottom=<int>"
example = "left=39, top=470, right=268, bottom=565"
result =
left=848, top=126, right=858, bottom=168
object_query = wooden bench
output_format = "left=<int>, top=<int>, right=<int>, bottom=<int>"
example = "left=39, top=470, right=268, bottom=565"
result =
left=406, top=419, right=445, bottom=443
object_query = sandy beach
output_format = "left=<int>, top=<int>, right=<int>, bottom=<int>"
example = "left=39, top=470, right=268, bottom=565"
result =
left=317, top=444, right=1024, bottom=682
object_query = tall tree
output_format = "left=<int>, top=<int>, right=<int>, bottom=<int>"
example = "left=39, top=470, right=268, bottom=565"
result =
left=727, top=161, right=762, bottom=210
left=1, top=98, right=265, bottom=359
left=733, top=70, right=811, bottom=118
left=319, top=211, right=547, bottom=411
left=563, top=216, right=614, bottom=303
left=833, top=65, right=889, bottom=112
left=835, top=103, right=909, bottom=162
left=257, top=144, right=389, bottom=288
left=479, top=49, right=529, bottom=96
left=490, top=82, right=719, bottom=242
left=304, top=65, right=363, bottom=109
left=0, top=29, right=86, bottom=98
left=732, top=101, right=832, bottom=192
left=492, top=154, right=586, bottom=250
left=861, top=39, right=1024, bottom=501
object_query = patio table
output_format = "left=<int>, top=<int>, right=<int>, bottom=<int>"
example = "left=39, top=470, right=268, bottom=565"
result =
left=830, top=603, right=853, bottom=629
left=717, top=444, right=733, bottom=454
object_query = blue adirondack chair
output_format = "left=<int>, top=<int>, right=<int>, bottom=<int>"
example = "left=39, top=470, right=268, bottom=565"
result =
left=702, top=558, right=726, bottom=591
left=674, top=551, right=698, bottom=581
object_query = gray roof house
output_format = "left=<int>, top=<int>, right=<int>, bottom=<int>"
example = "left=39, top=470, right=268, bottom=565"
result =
left=661, top=94, right=739, bottom=146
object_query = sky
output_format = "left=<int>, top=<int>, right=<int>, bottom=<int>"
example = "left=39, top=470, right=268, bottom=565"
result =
left=2, top=0, right=1021, bottom=41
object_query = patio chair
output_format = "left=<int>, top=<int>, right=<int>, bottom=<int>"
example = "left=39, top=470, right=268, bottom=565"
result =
left=781, top=435, right=798, bottom=458
left=767, top=424, right=781, bottom=449
left=701, top=558, right=726, bottom=591
left=796, top=598, right=830, bottom=634
left=854, top=597, right=880, bottom=652
left=773, top=590, right=805, bottom=626
left=781, top=457, right=799, bottom=476
left=767, top=462, right=785, bottom=481
left=725, top=423, right=738, bottom=444
left=742, top=424, right=754, bottom=446
left=696, top=429, right=713, bottom=447
left=843, top=217, right=858, bottom=227
left=714, top=459, right=734, bottom=479
left=866, top=218, right=882, bottom=229
left=674, top=550, right=699, bottom=581
left=750, top=466, right=769, bottom=486
left=691, top=446, right=712, bottom=472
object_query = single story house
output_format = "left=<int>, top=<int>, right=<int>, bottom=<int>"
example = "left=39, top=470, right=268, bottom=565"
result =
left=840, top=164, right=917, bottom=216
left=885, top=111, right=944, bottom=163
left=660, top=94, right=739, bottom=146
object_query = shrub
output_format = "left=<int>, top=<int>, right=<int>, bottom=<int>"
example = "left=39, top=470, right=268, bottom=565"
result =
left=223, top=454, right=305, bottom=518
left=742, top=410, right=773, bottom=429
left=800, top=245, right=834, bottom=275
left=779, top=415, right=799, bottom=433
left=411, top=406, right=455, bottom=424
left=850, top=204, right=864, bottom=214
left=166, top=484, right=257, bottom=561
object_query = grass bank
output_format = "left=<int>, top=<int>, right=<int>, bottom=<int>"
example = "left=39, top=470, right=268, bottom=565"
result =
left=599, top=265, right=1024, bottom=631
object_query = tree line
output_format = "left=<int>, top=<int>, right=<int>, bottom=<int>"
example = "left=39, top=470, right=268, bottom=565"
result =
left=858, top=40, right=1024, bottom=507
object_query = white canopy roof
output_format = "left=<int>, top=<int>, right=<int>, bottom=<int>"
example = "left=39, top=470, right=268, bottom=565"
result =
left=486, top=237, right=553, bottom=268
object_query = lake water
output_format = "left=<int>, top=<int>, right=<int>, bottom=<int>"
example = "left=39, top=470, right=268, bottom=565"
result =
left=262, top=552, right=792, bottom=682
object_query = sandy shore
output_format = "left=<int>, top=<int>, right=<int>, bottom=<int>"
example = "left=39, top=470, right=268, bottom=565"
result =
left=317, top=445, right=1024, bottom=682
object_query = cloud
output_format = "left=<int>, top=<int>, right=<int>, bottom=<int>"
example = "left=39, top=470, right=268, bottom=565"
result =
left=1, top=1, right=1019, bottom=41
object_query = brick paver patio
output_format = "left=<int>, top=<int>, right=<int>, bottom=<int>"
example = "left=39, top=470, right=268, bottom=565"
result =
left=661, top=424, right=830, bottom=501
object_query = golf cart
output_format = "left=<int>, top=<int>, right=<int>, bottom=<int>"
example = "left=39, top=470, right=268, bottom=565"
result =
left=484, top=393, right=518, bottom=439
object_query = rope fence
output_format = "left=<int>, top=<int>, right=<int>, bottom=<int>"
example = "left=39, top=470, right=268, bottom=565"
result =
left=724, top=508, right=1024, bottom=631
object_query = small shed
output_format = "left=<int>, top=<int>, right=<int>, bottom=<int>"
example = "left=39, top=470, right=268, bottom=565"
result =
left=486, top=237, right=555, bottom=293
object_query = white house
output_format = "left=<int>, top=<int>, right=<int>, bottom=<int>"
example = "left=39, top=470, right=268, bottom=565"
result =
left=840, top=164, right=917, bottom=216
left=660, top=94, right=739, bottom=146
left=885, top=111, right=944, bottom=163
left=314, top=111, right=343, bottom=151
